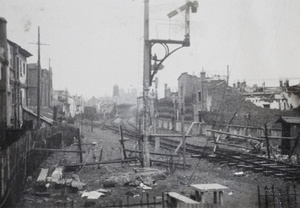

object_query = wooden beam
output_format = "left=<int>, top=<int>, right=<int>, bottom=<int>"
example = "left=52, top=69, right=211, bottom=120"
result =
left=63, top=158, right=138, bottom=167
left=211, top=142, right=253, bottom=150
left=149, top=134, right=191, bottom=137
left=33, top=148, right=86, bottom=153
left=265, top=136, right=296, bottom=140
left=207, top=129, right=265, bottom=141
left=125, top=149, right=178, bottom=157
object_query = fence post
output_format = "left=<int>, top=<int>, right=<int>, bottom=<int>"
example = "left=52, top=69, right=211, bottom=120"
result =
left=293, top=184, right=297, bottom=208
left=162, top=192, right=165, bottom=208
left=257, top=185, right=261, bottom=208
left=77, top=128, right=83, bottom=163
left=146, top=193, right=149, bottom=208
left=127, top=194, right=129, bottom=207
left=265, top=186, right=269, bottom=208
left=140, top=193, right=143, bottom=208
left=272, top=185, right=275, bottom=208
left=278, top=189, right=283, bottom=207
left=287, top=186, right=290, bottom=208
left=153, top=196, right=156, bottom=208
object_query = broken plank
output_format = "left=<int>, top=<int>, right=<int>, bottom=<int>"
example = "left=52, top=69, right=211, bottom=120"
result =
left=37, top=168, right=49, bottom=183
left=51, top=167, right=64, bottom=183
left=149, top=134, right=191, bottom=137
left=33, top=148, right=86, bottom=153
left=125, top=149, right=178, bottom=157
left=207, top=129, right=265, bottom=142
left=63, top=158, right=138, bottom=168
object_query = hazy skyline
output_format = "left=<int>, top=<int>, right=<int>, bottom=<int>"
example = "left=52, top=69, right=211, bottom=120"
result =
left=1, top=0, right=300, bottom=98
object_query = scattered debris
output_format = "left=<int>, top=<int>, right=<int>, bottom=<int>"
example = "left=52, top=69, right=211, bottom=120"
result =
left=140, top=182, right=152, bottom=190
left=51, top=167, right=64, bottom=183
left=81, top=190, right=106, bottom=199
left=234, top=171, right=245, bottom=176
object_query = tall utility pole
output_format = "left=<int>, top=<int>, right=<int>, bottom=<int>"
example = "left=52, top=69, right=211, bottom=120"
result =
left=37, top=26, right=41, bottom=129
left=142, top=0, right=151, bottom=167
left=142, top=0, right=198, bottom=167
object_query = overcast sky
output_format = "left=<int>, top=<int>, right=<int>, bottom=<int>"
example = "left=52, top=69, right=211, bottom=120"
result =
left=1, top=0, right=300, bottom=98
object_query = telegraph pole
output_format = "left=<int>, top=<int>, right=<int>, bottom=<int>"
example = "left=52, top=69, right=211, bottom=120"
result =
left=30, top=27, right=49, bottom=129
left=37, top=26, right=41, bottom=129
left=142, top=0, right=150, bottom=167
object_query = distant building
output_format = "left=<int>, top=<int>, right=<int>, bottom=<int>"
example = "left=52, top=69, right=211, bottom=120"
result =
left=53, top=89, right=75, bottom=118
left=7, top=40, right=32, bottom=129
left=113, top=85, right=137, bottom=105
left=177, top=71, right=227, bottom=122
left=282, top=83, right=300, bottom=110
left=27, top=63, right=53, bottom=108
left=239, top=80, right=299, bottom=111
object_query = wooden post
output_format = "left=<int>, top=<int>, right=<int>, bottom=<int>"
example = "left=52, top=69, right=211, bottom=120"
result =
left=264, top=124, right=270, bottom=159
left=77, top=128, right=83, bottom=163
left=265, top=186, right=268, bottom=208
left=119, top=125, right=127, bottom=159
left=91, top=115, right=94, bottom=132
left=154, top=136, right=160, bottom=152
left=257, top=186, right=261, bottom=208
left=181, top=116, right=186, bottom=169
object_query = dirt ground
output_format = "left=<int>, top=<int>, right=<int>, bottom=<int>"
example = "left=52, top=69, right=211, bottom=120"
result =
left=14, top=124, right=299, bottom=208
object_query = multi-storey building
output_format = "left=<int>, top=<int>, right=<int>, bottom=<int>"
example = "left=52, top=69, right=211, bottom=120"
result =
left=0, top=17, right=8, bottom=147
left=27, top=63, right=53, bottom=108
left=7, top=40, right=32, bottom=129
left=177, top=71, right=227, bottom=122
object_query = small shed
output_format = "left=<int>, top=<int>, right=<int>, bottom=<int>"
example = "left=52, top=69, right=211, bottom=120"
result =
left=276, top=116, right=300, bottom=155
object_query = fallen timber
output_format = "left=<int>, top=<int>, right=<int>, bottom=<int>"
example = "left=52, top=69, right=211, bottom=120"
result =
left=63, top=157, right=139, bottom=168
left=207, top=129, right=265, bottom=141
left=33, top=148, right=86, bottom=153
left=125, top=149, right=178, bottom=157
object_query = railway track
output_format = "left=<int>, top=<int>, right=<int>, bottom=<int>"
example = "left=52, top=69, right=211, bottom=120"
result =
left=100, top=117, right=300, bottom=182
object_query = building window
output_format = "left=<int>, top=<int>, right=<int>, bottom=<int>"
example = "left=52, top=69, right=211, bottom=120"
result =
left=263, top=104, right=270, bottom=109
left=20, top=60, right=23, bottom=77
left=12, top=88, right=14, bottom=103
left=20, top=90, right=22, bottom=104
left=23, top=63, right=26, bottom=75
left=180, top=85, right=183, bottom=98
left=16, top=57, right=19, bottom=77
left=198, top=91, right=202, bottom=102
left=198, top=111, right=202, bottom=122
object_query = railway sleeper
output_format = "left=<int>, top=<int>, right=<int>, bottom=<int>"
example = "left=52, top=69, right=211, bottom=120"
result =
left=243, top=165, right=254, bottom=171
left=252, top=167, right=264, bottom=173
left=274, top=173, right=286, bottom=178
left=263, top=171, right=275, bottom=176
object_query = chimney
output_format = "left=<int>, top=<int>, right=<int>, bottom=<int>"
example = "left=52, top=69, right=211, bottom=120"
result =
left=237, top=81, right=241, bottom=88
left=164, top=84, right=168, bottom=98
left=279, top=80, right=283, bottom=87
left=200, top=71, right=206, bottom=80
left=242, top=80, right=246, bottom=88
left=233, top=83, right=236, bottom=88
left=284, top=80, right=289, bottom=88
left=0, top=17, right=7, bottom=61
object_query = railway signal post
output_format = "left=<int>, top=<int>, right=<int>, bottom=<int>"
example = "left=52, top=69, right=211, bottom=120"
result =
left=142, top=0, right=198, bottom=167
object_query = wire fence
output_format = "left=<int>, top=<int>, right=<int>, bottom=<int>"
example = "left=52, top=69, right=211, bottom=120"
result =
left=258, top=185, right=300, bottom=208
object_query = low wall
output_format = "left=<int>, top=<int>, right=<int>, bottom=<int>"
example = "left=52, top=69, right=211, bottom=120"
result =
left=157, top=118, right=282, bottom=138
